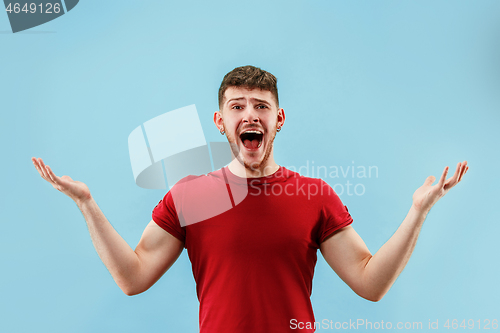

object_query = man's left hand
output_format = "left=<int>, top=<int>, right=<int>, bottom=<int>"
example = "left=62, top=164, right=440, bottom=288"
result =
left=412, top=161, right=469, bottom=214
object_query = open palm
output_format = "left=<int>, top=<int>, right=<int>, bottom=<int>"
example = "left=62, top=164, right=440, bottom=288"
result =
left=412, top=161, right=468, bottom=213
left=32, top=157, right=91, bottom=204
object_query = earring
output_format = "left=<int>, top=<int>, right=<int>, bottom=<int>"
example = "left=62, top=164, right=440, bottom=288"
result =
left=220, top=129, right=225, bottom=135
left=277, top=127, right=281, bottom=132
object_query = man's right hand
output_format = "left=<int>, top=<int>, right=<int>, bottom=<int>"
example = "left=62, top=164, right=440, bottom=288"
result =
left=31, top=156, right=183, bottom=296
left=32, top=157, right=92, bottom=205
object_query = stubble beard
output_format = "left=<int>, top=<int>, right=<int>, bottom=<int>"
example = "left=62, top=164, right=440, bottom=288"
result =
left=225, top=123, right=278, bottom=176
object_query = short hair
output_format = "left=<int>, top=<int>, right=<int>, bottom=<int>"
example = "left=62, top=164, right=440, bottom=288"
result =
left=218, top=65, right=279, bottom=109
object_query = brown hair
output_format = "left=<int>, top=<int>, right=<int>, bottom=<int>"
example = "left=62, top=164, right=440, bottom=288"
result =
left=218, top=65, right=279, bottom=108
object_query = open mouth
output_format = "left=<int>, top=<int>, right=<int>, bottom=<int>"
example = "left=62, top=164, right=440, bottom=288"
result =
left=239, top=130, right=263, bottom=149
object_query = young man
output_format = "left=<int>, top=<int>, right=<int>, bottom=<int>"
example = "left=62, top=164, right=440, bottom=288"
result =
left=32, top=66, right=468, bottom=333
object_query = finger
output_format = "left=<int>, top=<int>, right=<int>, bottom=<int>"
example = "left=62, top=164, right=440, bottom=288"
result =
left=45, top=165, right=59, bottom=184
left=33, top=158, right=48, bottom=180
left=438, top=166, right=449, bottom=188
left=457, top=161, right=468, bottom=183
left=32, top=157, right=41, bottom=172
left=38, top=158, right=52, bottom=182
left=424, top=175, right=436, bottom=186
left=453, top=162, right=463, bottom=184
left=444, top=162, right=461, bottom=189
left=37, top=158, right=47, bottom=178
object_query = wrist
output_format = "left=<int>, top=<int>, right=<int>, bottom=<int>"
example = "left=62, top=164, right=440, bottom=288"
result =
left=410, top=202, right=430, bottom=218
left=75, top=193, right=93, bottom=208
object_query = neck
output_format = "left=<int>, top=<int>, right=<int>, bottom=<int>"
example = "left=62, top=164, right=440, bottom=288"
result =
left=228, top=157, right=280, bottom=178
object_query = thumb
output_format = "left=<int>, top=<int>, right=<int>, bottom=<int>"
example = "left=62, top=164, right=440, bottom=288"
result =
left=424, top=175, right=436, bottom=186
left=60, top=175, right=73, bottom=182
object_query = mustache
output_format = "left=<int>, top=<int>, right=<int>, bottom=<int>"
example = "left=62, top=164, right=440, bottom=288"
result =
left=239, top=124, right=265, bottom=134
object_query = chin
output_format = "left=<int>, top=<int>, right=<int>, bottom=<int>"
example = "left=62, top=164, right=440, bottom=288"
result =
left=227, top=131, right=276, bottom=173
left=243, top=146, right=274, bottom=172
left=243, top=158, right=265, bottom=171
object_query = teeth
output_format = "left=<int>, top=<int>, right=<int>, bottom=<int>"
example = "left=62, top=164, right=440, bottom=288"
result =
left=240, top=130, right=263, bottom=149
left=242, top=130, right=263, bottom=135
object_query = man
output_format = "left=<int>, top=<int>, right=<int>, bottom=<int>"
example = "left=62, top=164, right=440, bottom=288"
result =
left=32, top=65, right=468, bottom=333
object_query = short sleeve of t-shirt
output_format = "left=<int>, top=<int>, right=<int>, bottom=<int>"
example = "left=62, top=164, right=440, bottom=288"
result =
left=318, top=179, right=353, bottom=243
left=152, top=191, right=186, bottom=244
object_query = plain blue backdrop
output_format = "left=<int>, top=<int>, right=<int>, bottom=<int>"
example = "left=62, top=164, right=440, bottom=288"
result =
left=1, top=1, right=499, bottom=332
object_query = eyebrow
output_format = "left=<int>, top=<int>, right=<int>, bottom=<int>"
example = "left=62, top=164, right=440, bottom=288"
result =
left=226, top=97, right=271, bottom=105
left=226, top=97, right=245, bottom=104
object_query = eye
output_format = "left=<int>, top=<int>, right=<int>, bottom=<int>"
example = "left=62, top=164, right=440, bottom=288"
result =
left=232, top=105, right=242, bottom=110
left=256, top=105, right=268, bottom=109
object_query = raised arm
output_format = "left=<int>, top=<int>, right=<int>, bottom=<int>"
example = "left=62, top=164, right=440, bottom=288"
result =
left=32, top=157, right=183, bottom=296
left=320, top=161, right=468, bottom=302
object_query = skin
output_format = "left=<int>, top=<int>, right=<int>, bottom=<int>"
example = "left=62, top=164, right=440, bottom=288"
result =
left=31, top=158, right=184, bottom=296
left=32, top=87, right=468, bottom=302
left=320, top=162, right=468, bottom=301
left=214, top=86, right=285, bottom=178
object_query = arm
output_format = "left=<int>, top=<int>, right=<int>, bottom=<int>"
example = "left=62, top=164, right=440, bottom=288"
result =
left=32, top=157, right=183, bottom=296
left=320, top=161, right=468, bottom=302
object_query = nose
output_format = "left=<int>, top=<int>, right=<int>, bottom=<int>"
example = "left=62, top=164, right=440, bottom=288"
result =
left=242, top=107, right=260, bottom=124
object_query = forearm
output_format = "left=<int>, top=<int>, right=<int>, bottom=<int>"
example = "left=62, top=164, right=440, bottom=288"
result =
left=323, top=162, right=467, bottom=302
left=76, top=196, right=141, bottom=294
left=362, top=205, right=428, bottom=301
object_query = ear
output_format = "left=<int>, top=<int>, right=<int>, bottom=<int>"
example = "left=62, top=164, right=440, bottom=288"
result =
left=277, top=108, right=285, bottom=129
left=214, top=110, right=224, bottom=131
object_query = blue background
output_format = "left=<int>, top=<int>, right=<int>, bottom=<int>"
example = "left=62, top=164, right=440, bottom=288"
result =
left=1, top=1, right=499, bottom=332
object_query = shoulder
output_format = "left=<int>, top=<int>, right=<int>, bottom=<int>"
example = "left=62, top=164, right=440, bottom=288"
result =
left=158, top=169, right=226, bottom=203
left=172, top=168, right=225, bottom=188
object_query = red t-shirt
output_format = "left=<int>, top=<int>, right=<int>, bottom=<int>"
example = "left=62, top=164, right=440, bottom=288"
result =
left=152, top=166, right=353, bottom=333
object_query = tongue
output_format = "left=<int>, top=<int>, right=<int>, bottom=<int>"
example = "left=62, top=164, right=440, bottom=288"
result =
left=244, top=139, right=260, bottom=149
